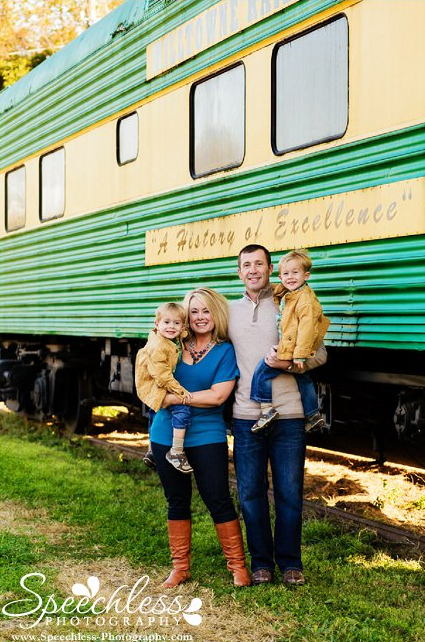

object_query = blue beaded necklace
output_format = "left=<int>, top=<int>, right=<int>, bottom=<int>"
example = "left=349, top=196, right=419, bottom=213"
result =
left=188, top=337, right=215, bottom=364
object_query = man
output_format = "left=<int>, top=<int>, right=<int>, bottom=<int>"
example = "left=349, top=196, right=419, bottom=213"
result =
left=228, top=244, right=327, bottom=586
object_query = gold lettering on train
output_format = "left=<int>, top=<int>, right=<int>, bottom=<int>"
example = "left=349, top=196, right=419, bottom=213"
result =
left=146, top=0, right=296, bottom=79
left=145, top=178, right=425, bottom=266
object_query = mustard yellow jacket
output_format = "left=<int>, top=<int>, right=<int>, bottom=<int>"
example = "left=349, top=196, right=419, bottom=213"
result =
left=134, top=330, right=190, bottom=412
left=273, top=283, right=330, bottom=360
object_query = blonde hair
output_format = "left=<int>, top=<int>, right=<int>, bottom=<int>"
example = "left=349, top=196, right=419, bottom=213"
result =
left=155, top=302, right=187, bottom=324
left=278, top=248, right=312, bottom=274
left=183, top=287, right=229, bottom=343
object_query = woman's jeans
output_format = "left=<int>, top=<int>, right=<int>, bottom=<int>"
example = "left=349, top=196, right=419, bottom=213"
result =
left=151, top=441, right=237, bottom=523
left=250, top=359, right=319, bottom=418
left=232, top=417, right=306, bottom=573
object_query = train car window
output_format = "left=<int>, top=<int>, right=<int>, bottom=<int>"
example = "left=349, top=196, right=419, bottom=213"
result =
left=40, top=147, right=65, bottom=221
left=5, top=165, right=26, bottom=232
left=273, top=15, right=348, bottom=154
left=117, top=112, right=139, bottom=165
left=190, top=63, right=245, bottom=178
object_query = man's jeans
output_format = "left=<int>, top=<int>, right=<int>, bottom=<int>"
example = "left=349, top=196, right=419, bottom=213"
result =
left=250, top=359, right=319, bottom=418
left=232, top=417, right=306, bottom=573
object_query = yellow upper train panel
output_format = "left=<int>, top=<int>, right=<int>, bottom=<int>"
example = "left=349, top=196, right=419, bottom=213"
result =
left=1, top=0, right=425, bottom=236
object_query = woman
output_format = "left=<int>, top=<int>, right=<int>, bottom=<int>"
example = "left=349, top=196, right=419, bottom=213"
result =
left=150, top=287, right=251, bottom=588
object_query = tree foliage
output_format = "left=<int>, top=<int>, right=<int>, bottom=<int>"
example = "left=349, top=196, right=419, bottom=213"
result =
left=0, top=0, right=125, bottom=90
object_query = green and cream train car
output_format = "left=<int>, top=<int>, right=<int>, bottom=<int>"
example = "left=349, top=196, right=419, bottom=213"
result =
left=1, top=0, right=425, bottom=441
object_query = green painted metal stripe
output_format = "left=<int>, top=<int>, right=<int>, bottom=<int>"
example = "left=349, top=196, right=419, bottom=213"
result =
left=1, top=120, right=425, bottom=347
left=2, top=234, right=425, bottom=347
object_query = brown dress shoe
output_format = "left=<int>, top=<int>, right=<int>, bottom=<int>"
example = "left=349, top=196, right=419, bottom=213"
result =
left=252, top=569, right=273, bottom=584
left=283, top=569, right=305, bottom=585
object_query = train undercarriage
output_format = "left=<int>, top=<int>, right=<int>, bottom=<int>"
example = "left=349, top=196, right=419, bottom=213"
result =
left=0, top=337, right=424, bottom=459
left=0, top=336, right=142, bottom=435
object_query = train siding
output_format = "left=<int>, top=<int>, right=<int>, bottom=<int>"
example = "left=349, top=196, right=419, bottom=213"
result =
left=7, top=0, right=424, bottom=178
left=1, top=121, right=425, bottom=347
left=0, top=0, right=350, bottom=170
left=0, top=0, right=425, bottom=439
left=1, top=1, right=425, bottom=236
left=2, top=0, right=423, bottom=173
left=1, top=231, right=425, bottom=348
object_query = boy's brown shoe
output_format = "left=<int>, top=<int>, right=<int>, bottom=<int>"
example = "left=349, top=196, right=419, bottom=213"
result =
left=251, top=408, right=279, bottom=433
left=143, top=450, right=156, bottom=470
left=166, top=450, right=193, bottom=474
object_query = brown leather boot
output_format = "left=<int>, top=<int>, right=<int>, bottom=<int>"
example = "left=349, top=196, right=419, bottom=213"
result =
left=162, top=519, right=192, bottom=588
left=215, top=519, right=251, bottom=587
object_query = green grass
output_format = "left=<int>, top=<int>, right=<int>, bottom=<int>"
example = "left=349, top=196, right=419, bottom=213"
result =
left=0, top=411, right=424, bottom=642
left=411, top=495, right=425, bottom=510
left=0, top=532, right=43, bottom=594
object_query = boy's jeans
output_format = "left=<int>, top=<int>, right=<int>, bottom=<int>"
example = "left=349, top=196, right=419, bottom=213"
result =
left=147, top=404, right=191, bottom=431
left=169, top=403, right=191, bottom=430
left=250, top=358, right=319, bottom=418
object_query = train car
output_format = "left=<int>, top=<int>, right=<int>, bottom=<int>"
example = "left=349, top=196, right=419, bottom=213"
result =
left=0, top=0, right=424, bottom=445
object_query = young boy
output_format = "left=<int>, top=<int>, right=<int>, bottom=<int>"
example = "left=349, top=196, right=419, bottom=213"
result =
left=250, top=249, right=330, bottom=433
left=135, top=302, right=193, bottom=474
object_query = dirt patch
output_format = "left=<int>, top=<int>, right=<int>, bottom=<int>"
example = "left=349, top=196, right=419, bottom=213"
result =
left=53, top=559, right=290, bottom=641
left=1, top=557, right=291, bottom=641
left=0, top=500, right=71, bottom=542
left=303, top=447, right=425, bottom=536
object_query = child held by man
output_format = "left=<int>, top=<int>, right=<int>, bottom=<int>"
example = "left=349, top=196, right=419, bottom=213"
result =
left=135, top=302, right=193, bottom=474
left=250, top=249, right=330, bottom=433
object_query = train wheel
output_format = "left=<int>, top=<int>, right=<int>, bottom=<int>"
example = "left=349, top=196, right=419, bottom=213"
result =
left=5, top=398, right=26, bottom=415
left=60, top=369, right=93, bottom=436
left=5, top=392, right=36, bottom=419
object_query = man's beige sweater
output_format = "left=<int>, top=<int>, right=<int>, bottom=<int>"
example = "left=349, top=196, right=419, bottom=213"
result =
left=229, top=287, right=327, bottom=420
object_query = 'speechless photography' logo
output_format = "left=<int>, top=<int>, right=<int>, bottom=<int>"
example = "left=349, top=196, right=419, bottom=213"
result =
left=2, top=573, right=203, bottom=630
